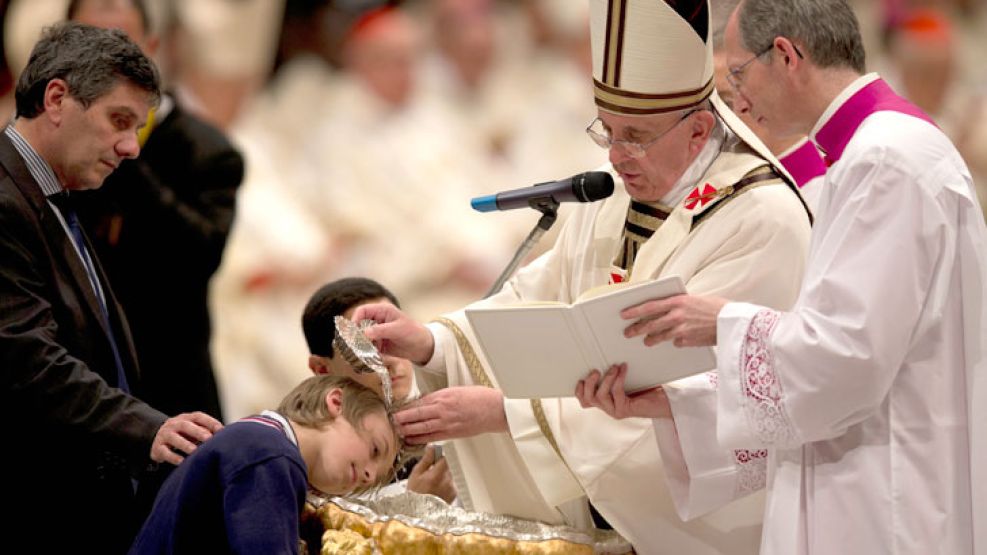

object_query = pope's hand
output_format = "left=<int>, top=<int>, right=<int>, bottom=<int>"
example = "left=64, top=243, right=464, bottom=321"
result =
left=351, top=302, right=434, bottom=365
left=576, top=364, right=671, bottom=419
left=621, top=293, right=728, bottom=347
left=393, top=386, right=508, bottom=444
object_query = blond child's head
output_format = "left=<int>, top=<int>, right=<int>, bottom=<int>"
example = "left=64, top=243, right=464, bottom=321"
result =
left=278, top=375, right=400, bottom=495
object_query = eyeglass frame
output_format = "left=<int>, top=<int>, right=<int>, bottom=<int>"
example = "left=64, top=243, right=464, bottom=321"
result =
left=585, top=108, right=701, bottom=159
left=726, top=40, right=805, bottom=90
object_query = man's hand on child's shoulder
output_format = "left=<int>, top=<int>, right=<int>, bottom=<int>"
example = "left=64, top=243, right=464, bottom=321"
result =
left=150, top=412, right=224, bottom=465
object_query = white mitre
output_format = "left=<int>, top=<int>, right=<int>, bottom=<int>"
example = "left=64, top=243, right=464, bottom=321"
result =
left=587, top=0, right=801, bottom=197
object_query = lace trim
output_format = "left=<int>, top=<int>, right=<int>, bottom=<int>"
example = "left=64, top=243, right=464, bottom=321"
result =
left=733, top=449, right=768, bottom=496
left=739, top=309, right=798, bottom=445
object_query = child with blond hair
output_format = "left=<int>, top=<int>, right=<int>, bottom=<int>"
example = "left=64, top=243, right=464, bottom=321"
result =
left=130, top=375, right=399, bottom=554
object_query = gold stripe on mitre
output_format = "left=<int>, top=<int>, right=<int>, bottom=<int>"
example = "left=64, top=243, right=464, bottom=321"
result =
left=602, top=0, right=628, bottom=86
left=594, top=77, right=715, bottom=115
left=590, top=0, right=715, bottom=116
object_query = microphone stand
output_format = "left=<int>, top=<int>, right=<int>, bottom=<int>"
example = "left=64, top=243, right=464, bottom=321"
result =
left=484, top=197, right=559, bottom=299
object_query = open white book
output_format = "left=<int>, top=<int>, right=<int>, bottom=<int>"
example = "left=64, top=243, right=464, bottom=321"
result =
left=465, top=276, right=715, bottom=399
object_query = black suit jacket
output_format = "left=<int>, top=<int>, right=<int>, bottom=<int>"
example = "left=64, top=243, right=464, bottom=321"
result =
left=0, top=131, right=168, bottom=554
left=78, top=101, right=242, bottom=421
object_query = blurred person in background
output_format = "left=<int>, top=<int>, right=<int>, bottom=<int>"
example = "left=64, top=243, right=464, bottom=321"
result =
left=503, top=0, right=608, bottom=186
left=234, top=0, right=390, bottom=150
left=211, top=0, right=386, bottom=422
left=167, top=0, right=285, bottom=128
left=2, top=0, right=282, bottom=127
left=212, top=5, right=504, bottom=420
left=418, top=0, right=526, bottom=163
left=298, top=5, right=504, bottom=319
left=886, top=7, right=987, bottom=214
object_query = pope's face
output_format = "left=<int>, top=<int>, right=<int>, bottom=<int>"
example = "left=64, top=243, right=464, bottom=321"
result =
left=598, top=108, right=699, bottom=203
left=52, top=80, right=151, bottom=191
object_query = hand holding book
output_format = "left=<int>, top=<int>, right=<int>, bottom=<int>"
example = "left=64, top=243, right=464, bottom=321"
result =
left=576, top=363, right=672, bottom=420
left=621, top=294, right=729, bottom=348
left=465, top=276, right=717, bottom=399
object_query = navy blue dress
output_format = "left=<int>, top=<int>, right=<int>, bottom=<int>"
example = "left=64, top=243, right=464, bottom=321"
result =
left=130, top=415, right=308, bottom=554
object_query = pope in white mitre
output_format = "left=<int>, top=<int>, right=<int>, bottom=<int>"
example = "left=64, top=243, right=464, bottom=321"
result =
left=354, top=0, right=813, bottom=553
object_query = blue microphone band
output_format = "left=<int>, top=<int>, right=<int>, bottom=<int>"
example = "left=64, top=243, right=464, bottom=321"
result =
left=471, top=194, right=500, bottom=213
left=470, top=171, right=614, bottom=213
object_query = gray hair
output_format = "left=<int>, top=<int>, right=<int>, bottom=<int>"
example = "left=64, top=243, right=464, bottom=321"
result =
left=15, top=22, right=160, bottom=119
left=738, top=0, right=865, bottom=73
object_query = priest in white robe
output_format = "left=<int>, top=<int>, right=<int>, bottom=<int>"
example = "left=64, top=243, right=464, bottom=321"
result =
left=579, top=1, right=986, bottom=553
left=353, top=1, right=813, bottom=552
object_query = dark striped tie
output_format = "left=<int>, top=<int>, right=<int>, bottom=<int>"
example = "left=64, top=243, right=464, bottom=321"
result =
left=50, top=192, right=131, bottom=393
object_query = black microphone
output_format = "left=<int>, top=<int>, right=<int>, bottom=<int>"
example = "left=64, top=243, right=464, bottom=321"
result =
left=470, top=172, right=615, bottom=212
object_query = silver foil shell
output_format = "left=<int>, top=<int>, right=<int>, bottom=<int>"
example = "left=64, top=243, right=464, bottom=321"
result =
left=332, top=316, right=393, bottom=406
left=333, top=316, right=387, bottom=375
left=309, top=491, right=633, bottom=554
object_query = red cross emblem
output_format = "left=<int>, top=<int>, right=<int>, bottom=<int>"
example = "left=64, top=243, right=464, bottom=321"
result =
left=684, top=183, right=718, bottom=210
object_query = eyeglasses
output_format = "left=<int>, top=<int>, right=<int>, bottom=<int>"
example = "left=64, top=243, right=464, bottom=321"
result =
left=726, top=42, right=804, bottom=90
left=585, top=109, right=699, bottom=159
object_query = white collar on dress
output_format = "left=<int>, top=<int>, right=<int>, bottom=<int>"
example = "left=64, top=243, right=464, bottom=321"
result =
left=809, top=73, right=880, bottom=142
left=660, top=116, right=726, bottom=206
left=261, top=410, right=298, bottom=447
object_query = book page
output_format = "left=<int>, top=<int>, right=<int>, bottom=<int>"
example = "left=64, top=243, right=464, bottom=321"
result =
left=576, top=276, right=716, bottom=392
left=573, top=281, right=636, bottom=303
left=465, top=306, right=597, bottom=398
left=465, top=276, right=715, bottom=398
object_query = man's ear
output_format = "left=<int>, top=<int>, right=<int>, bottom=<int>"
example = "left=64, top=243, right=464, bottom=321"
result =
left=774, top=36, right=802, bottom=68
left=689, top=110, right=716, bottom=152
left=324, top=388, right=344, bottom=418
left=309, top=355, right=331, bottom=375
left=43, top=79, right=70, bottom=125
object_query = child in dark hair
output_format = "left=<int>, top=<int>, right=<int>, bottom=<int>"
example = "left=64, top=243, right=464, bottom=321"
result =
left=302, top=277, right=456, bottom=503
left=129, top=375, right=399, bottom=554
left=303, top=277, right=414, bottom=401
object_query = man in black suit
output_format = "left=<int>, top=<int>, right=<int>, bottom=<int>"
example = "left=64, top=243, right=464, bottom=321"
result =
left=70, top=0, right=243, bottom=421
left=0, top=23, right=222, bottom=554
